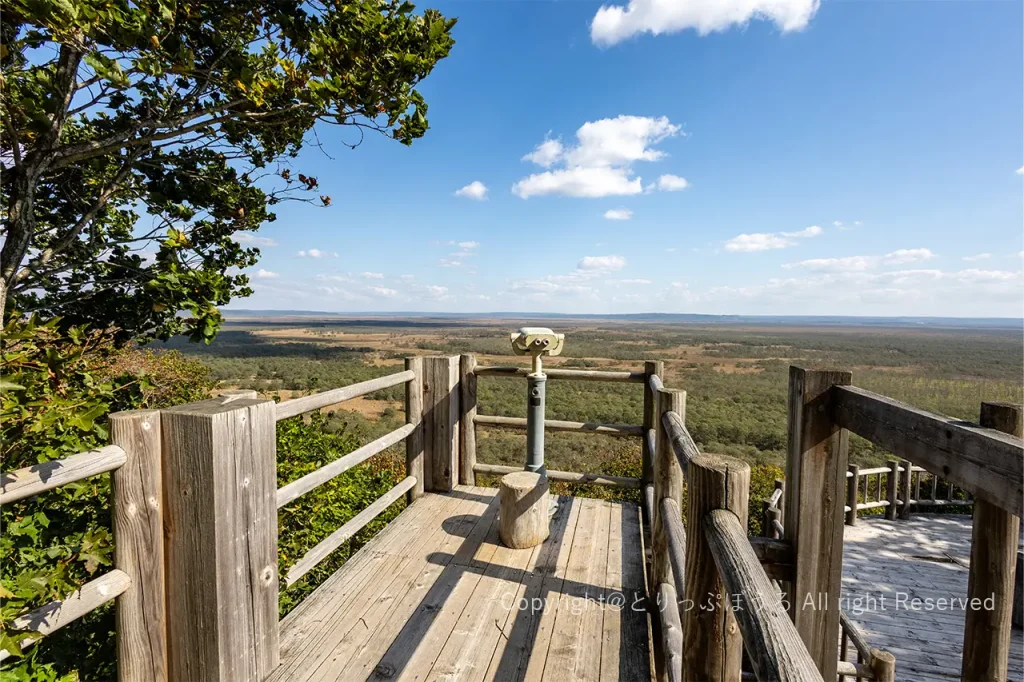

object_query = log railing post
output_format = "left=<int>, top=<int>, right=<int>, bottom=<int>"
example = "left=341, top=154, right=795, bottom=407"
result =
left=899, top=459, right=913, bottom=520
left=459, top=354, right=477, bottom=486
left=160, top=395, right=279, bottom=682
left=423, top=356, right=460, bottom=492
left=682, top=450, right=750, bottom=682
left=961, top=402, right=1022, bottom=682
left=885, top=461, right=899, bottom=521
left=405, top=357, right=425, bottom=502
left=652, top=387, right=684, bottom=682
left=845, top=464, right=859, bottom=526
left=784, top=366, right=851, bottom=681
left=110, top=409, right=167, bottom=682
left=642, top=360, right=665, bottom=491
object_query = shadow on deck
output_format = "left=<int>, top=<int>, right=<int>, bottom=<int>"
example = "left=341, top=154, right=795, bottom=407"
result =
left=841, top=514, right=1024, bottom=682
left=268, top=487, right=651, bottom=682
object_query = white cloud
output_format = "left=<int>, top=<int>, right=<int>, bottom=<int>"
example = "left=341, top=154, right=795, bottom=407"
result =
left=439, top=258, right=462, bottom=268
left=456, top=241, right=480, bottom=249
left=297, top=248, right=338, bottom=258
left=724, top=233, right=794, bottom=252
left=608, top=278, right=651, bottom=285
left=962, top=253, right=992, bottom=262
left=455, top=181, right=488, bottom=200
left=235, top=233, right=278, bottom=247
left=784, top=256, right=876, bottom=272
left=883, top=248, right=935, bottom=265
left=591, top=0, right=820, bottom=46
left=368, top=286, right=398, bottom=297
left=255, top=269, right=279, bottom=279
left=522, top=139, right=564, bottom=167
left=514, top=115, right=683, bottom=199
left=604, top=208, right=633, bottom=220
left=513, top=165, right=642, bottom=198
left=361, top=272, right=385, bottom=279
left=655, top=174, right=689, bottom=191
left=423, top=285, right=450, bottom=298
left=1017, top=166, right=1024, bottom=175
left=781, top=225, right=822, bottom=238
left=579, top=255, right=627, bottom=271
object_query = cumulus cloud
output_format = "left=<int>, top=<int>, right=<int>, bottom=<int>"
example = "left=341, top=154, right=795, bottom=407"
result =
left=368, top=286, right=398, bottom=297
left=590, top=0, right=820, bottom=46
left=783, top=256, right=876, bottom=272
left=655, top=174, right=689, bottom=191
left=962, top=253, right=992, bottom=262
left=724, top=225, right=822, bottom=252
left=1017, top=166, right=1024, bottom=175
left=513, top=116, right=683, bottom=199
left=361, top=272, right=385, bottom=279
left=579, top=255, right=627, bottom=271
left=297, top=248, right=338, bottom=258
left=455, top=181, right=488, bottom=200
left=607, top=278, right=651, bottom=285
left=882, top=248, right=936, bottom=265
left=255, top=269, right=279, bottom=279
left=235, top=233, right=278, bottom=247
left=604, top=208, right=633, bottom=220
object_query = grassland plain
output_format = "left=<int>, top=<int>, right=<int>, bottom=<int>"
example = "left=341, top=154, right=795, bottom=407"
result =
left=159, top=316, right=1022, bottom=603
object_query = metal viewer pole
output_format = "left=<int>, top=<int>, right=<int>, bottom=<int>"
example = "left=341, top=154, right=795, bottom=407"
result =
left=525, top=370, right=546, bottom=474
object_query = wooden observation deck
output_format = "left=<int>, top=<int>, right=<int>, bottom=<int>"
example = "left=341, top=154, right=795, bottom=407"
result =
left=2, top=355, right=1021, bottom=682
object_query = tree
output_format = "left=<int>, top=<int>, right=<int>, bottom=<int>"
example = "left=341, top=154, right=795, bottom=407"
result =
left=0, top=0, right=456, bottom=342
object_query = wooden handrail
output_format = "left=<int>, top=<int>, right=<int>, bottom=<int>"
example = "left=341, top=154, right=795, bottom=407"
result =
left=276, top=423, right=415, bottom=508
left=472, top=366, right=645, bottom=382
left=0, top=569, right=131, bottom=662
left=657, top=581, right=684, bottom=682
left=471, top=462, right=640, bottom=489
left=661, top=409, right=698, bottom=474
left=833, top=385, right=1023, bottom=517
left=286, top=475, right=417, bottom=586
left=703, top=509, right=824, bottom=682
left=473, top=414, right=643, bottom=437
left=275, top=369, right=415, bottom=421
left=1, top=445, right=127, bottom=504
left=660, top=497, right=687, bottom=600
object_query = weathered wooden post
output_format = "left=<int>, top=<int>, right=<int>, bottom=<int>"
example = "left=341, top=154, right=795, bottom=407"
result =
left=784, top=366, right=851, bottom=681
left=160, top=394, right=279, bottom=682
left=405, top=357, right=424, bottom=502
left=845, top=463, right=859, bottom=526
left=459, top=354, right=477, bottom=486
left=652, top=387, right=684, bottom=682
left=682, top=451, right=750, bottom=681
left=423, top=356, right=460, bottom=492
left=961, top=402, right=1022, bottom=682
left=642, top=360, right=665, bottom=492
left=898, top=459, right=913, bottom=520
left=885, top=461, right=899, bottom=521
left=871, top=649, right=896, bottom=682
left=110, top=409, right=167, bottom=682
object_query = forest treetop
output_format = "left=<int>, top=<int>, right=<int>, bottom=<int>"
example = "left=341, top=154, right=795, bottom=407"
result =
left=0, top=0, right=456, bottom=342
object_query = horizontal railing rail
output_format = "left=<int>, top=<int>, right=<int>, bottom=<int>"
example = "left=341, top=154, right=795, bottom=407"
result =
left=472, top=365, right=645, bottom=382
left=844, top=458, right=974, bottom=525
left=472, top=462, right=640, bottom=489
left=838, top=610, right=895, bottom=681
left=275, top=369, right=415, bottom=421
left=0, top=444, right=127, bottom=504
left=832, top=385, right=1023, bottom=517
left=473, top=414, right=642, bottom=437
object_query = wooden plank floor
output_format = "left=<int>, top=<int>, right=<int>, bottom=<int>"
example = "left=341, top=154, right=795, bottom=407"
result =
left=268, top=486, right=651, bottom=682
left=841, top=514, right=1024, bottom=682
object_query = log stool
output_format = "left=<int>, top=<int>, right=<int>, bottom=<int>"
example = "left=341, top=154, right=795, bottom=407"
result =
left=498, top=471, right=550, bottom=549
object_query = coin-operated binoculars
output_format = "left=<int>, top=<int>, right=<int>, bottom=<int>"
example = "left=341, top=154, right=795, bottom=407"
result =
left=510, top=327, right=565, bottom=474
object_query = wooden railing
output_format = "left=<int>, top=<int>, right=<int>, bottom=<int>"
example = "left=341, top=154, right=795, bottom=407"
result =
left=464, top=355, right=661, bottom=495
left=0, top=411, right=165, bottom=681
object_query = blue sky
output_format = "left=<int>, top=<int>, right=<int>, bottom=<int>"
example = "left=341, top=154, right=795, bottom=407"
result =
left=237, top=0, right=1024, bottom=316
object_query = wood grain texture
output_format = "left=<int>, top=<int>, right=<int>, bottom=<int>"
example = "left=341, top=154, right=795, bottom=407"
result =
left=833, top=385, right=1024, bottom=517
left=661, top=410, right=698, bottom=475
left=285, top=475, right=417, bottom=586
left=161, top=396, right=278, bottom=682
left=660, top=497, right=687, bottom=601
left=642, top=360, right=665, bottom=487
left=110, top=409, right=166, bottom=682
left=683, top=451, right=750, bottom=682
left=703, top=509, right=824, bottom=682
left=0, top=445, right=126, bottom=504
left=653, top=389, right=685, bottom=594
left=405, top=356, right=424, bottom=502
left=423, top=356, right=460, bottom=492
left=785, top=366, right=851, bottom=681
left=0, top=569, right=131, bottom=663
left=473, top=462, right=641, bottom=489
left=498, top=471, right=550, bottom=549
left=885, top=461, right=899, bottom=521
left=898, top=460, right=912, bottom=520
left=962, top=402, right=1022, bottom=682
left=460, top=354, right=477, bottom=486
left=274, top=369, right=415, bottom=420
left=656, top=582, right=683, bottom=682
left=846, top=464, right=859, bottom=526
left=275, top=422, right=414, bottom=508
left=473, top=413, right=643, bottom=437
left=473, top=366, right=645, bottom=382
